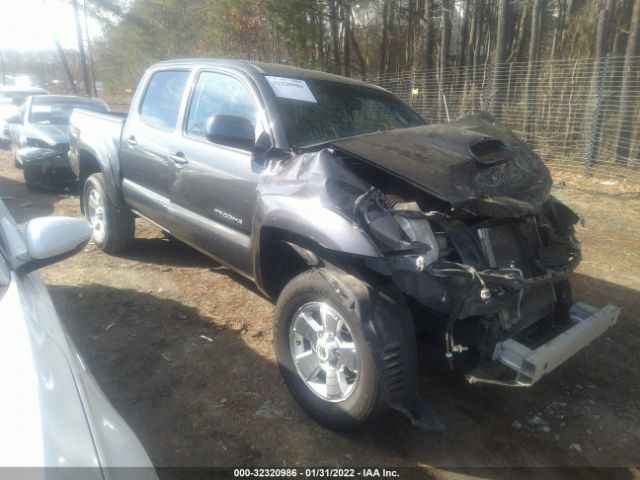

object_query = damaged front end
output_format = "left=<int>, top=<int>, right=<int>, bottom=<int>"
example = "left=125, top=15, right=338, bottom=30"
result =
left=258, top=113, right=619, bottom=428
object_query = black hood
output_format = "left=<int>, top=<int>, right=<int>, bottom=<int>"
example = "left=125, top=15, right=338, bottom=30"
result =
left=23, top=124, right=69, bottom=146
left=331, top=113, right=551, bottom=217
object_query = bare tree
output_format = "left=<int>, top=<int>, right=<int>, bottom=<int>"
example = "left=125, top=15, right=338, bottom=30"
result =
left=615, top=0, right=640, bottom=165
left=523, top=0, right=544, bottom=140
left=439, top=0, right=452, bottom=121
left=379, top=0, right=390, bottom=75
left=423, top=0, right=434, bottom=71
left=71, top=0, right=92, bottom=95
left=344, top=1, right=351, bottom=77
left=329, top=0, right=341, bottom=73
left=490, top=0, right=510, bottom=118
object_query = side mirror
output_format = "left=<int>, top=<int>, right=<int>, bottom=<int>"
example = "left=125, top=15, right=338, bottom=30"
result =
left=6, top=115, right=21, bottom=125
left=205, top=115, right=255, bottom=151
left=20, top=217, right=91, bottom=274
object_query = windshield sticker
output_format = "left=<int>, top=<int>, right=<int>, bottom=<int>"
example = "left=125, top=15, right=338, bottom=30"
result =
left=266, top=76, right=317, bottom=103
left=31, top=105, right=52, bottom=113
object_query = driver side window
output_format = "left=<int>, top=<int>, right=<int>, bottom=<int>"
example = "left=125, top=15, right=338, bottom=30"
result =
left=185, top=71, right=257, bottom=138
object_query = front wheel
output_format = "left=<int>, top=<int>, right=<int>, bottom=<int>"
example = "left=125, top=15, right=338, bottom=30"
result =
left=23, top=167, right=39, bottom=191
left=273, top=268, right=386, bottom=431
left=83, top=173, right=135, bottom=253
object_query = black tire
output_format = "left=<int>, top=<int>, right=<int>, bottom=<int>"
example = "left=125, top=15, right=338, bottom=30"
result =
left=273, top=268, right=386, bottom=431
left=23, top=167, right=39, bottom=191
left=12, top=146, right=22, bottom=169
left=83, top=173, right=135, bottom=253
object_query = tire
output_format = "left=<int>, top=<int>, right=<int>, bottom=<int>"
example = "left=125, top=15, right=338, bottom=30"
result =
left=273, top=268, right=386, bottom=431
left=83, top=173, right=135, bottom=253
left=13, top=147, right=23, bottom=169
left=23, top=167, right=39, bottom=191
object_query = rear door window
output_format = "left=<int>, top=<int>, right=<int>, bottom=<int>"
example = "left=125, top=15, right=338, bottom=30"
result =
left=139, top=70, right=189, bottom=130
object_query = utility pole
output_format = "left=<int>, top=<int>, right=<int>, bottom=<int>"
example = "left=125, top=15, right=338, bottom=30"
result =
left=71, top=0, right=92, bottom=96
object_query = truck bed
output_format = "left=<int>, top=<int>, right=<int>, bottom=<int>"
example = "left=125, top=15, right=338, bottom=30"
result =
left=68, top=109, right=127, bottom=179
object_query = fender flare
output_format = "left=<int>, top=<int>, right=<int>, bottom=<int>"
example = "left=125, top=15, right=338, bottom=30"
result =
left=75, top=141, right=127, bottom=210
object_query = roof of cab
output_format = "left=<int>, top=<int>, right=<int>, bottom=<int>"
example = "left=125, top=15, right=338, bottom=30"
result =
left=150, top=58, right=378, bottom=89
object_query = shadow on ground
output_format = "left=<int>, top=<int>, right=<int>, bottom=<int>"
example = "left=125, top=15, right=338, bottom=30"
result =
left=50, top=283, right=279, bottom=467
left=118, top=235, right=265, bottom=296
left=49, top=272, right=639, bottom=476
left=0, top=173, right=61, bottom=222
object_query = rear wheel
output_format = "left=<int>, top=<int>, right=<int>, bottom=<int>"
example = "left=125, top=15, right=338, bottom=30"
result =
left=83, top=173, right=135, bottom=253
left=273, top=268, right=386, bottom=431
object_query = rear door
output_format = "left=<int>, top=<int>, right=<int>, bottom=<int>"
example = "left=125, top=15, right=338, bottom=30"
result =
left=120, top=69, right=190, bottom=226
left=167, top=69, right=267, bottom=277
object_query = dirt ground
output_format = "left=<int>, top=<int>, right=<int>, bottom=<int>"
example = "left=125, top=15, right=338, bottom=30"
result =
left=1, top=149, right=639, bottom=479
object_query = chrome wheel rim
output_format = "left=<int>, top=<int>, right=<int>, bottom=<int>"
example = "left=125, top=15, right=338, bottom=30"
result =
left=289, top=302, right=360, bottom=402
left=86, top=187, right=106, bottom=243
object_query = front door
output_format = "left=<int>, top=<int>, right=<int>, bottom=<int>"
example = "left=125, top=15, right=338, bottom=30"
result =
left=168, top=70, right=266, bottom=277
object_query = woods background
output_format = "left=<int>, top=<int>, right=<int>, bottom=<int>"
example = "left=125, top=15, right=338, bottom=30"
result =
left=3, top=0, right=640, bottom=178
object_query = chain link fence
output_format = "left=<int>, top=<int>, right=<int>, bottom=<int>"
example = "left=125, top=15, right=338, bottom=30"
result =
left=363, top=56, right=640, bottom=181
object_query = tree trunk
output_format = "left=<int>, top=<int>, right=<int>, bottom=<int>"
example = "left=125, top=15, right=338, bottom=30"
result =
left=585, top=0, right=614, bottom=170
left=523, top=0, right=543, bottom=142
left=71, top=0, right=92, bottom=95
left=490, top=0, right=509, bottom=118
left=423, top=0, right=433, bottom=70
left=439, top=0, right=452, bottom=122
left=53, top=37, right=77, bottom=94
left=379, top=0, right=389, bottom=75
left=472, top=0, right=484, bottom=83
left=350, top=28, right=366, bottom=76
left=507, top=2, right=528, bottom=63
left=329, top=0, right=341, bottom=74
left=615, top=0, right=640, bottom=165
left=458, top=0, right=471, bottom=67
left=344, top=1, right=351, bottom=77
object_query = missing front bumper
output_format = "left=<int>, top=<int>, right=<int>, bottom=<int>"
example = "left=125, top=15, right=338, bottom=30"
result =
left=467, top=302, right=620, bottom=386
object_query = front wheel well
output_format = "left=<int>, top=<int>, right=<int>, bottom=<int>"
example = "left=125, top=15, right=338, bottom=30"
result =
left=259, top=229, right=312, bottom=299
left=258, top=228, right=384, bottom=300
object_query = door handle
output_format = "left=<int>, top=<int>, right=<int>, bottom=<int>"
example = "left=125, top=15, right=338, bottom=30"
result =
left=170, top=152, right=188, bottom=165
left=126, top=135, right=138, bottom=147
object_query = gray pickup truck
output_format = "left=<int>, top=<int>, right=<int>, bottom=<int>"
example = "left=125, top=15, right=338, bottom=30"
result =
left=69, top=59, right=619, bottom=431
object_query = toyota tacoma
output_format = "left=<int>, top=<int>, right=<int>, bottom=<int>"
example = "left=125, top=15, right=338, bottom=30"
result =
left=68, top=60, right=620, bottom=431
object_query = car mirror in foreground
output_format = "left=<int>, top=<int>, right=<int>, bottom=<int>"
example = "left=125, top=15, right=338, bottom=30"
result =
left=20, top=217, right=91, bottom=274
left=6, top=115, right=21, bottom=125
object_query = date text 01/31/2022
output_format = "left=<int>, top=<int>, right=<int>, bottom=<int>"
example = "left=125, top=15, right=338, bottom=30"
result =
left=233, top=468, right=400, bottom=478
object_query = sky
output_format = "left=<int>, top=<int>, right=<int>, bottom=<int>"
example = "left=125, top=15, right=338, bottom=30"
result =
left=0, top=0, right=102, bottom=52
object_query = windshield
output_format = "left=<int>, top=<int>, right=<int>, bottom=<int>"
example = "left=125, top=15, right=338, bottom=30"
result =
left=29, top=98, right=109, bottom=125
left=270, top=78, right=425, bottom=148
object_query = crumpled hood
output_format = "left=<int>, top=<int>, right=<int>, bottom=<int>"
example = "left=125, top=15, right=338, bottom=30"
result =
left=22, top=124, right=69, bottom=146
left=331, top=113, right=551, bottom=217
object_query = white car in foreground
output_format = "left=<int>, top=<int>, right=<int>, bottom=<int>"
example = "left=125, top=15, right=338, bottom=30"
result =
left=0, top=199, right=156, bottom=479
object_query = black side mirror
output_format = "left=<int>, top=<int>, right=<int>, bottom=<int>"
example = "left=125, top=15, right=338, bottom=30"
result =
left=205, top=115, right=255, bottom=150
